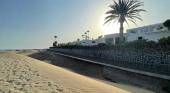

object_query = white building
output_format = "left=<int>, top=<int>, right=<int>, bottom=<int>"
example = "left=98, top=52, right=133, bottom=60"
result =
left=90, top=37, right=106, bottom=45
left=78, top=40, right=93, bottom=46
left=58, top=23, right=170, bottom=46
left=127, top=23, right=170, bottom=42
left=104, top=33, right=128, bottom=44
left=68, top=38, right=106, bottom=46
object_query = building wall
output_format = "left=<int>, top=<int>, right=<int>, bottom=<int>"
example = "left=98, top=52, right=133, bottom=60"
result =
left=95, top=38, right=105, bottom=44
left=127, top=29, right=170, bottom=42
left=80, top=40, right=93, bottom=46
left=127, top=23, right=170, bottom=42
left=105, top=33, right=127, bottom=44
left=145, top=31, right=170, bottom=41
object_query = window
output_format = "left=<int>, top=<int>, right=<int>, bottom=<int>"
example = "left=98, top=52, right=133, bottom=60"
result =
left=115, top=37, right=126, bottom=44
left=105, top=38, right=113, bottom=44
left=115, top=37, right=119, bottom=44
left=92, top=41, right=95, bottom=43
left=138, top=37, right=143, bottom=40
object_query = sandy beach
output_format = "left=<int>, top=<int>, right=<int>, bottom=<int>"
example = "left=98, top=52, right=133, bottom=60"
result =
left=0, top=50, right=154, bottom=93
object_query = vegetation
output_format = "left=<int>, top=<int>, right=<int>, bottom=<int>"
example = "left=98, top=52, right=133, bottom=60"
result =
left=125, top=39, right=156, bottom=49
left=158, top=36, right=170, bottom=45
left=163, top=19, right=170, bottom=30
left=53, top=41, right=57, bottom=47
left=104, top=0, right=146, bottom=44
left=98, top=35, right=103, bottom=39
left=97, top=43, right=107, bottom=47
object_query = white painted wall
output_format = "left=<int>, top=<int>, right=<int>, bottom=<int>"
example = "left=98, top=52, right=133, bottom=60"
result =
left=80, top=40, right=93, bottom=46
left=95, top=38, right=105, bottom=44
left=127, top=23, right=170, bottom=42
left=145, top=31, right=170, bottom=42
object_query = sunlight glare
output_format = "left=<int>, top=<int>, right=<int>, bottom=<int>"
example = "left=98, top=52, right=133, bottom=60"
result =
left=103, top=23, right=120, bottom=34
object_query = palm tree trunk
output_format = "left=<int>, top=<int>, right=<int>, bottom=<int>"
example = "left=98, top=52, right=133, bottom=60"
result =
left=119, top=22, right=124, bottom=44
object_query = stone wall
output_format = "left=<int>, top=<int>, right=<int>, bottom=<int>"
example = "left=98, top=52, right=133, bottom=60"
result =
left=49, top=48, right=170, bottom=76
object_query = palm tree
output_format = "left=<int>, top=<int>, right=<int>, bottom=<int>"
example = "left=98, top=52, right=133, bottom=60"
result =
left=82, top=35, right=84, bottom=40
left=84, top=32, right=87, bottom=40
left=77, top=38, right=80, bottom=45
left=104, top=0, right=146, bottom=44
left=87, top=30, right=90, bottom=40
left=98, top=35, right=103, bottom=39
left=54, top=36, right=57, bottom=41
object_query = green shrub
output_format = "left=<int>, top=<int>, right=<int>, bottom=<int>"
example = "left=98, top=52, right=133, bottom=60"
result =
left=147, top=40, right=157, bottom=47
left=167, top=36, right=170, bottom=45
left=163, top=19, right=170, bottom=30
left=158, top=36, right=170, bottom=46
left=158, top=37, right=168, bottom=45
left=53, top=41, right=57, bottom=47
left=106, top=43, right=114, bottom=46
left=97, top=43, right=106, bottom=47
left=125, top=39, right=148, bottom=49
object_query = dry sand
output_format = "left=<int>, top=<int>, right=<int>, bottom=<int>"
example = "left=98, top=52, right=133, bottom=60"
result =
left=0, top=51, right=155, bottom=93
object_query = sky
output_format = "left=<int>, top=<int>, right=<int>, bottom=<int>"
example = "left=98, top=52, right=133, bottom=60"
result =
left=0, top=0, right=170, bottom=49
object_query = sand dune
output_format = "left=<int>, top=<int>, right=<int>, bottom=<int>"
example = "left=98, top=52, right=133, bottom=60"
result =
left=0, top=51, right=154, bottom=93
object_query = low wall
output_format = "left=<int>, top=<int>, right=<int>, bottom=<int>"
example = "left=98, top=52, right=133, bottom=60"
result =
left=49, top=48, right=170, bottom=76
left=103, top=66, right=169, bottom=93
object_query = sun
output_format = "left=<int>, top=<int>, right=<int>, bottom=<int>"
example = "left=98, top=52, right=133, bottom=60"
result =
left=102, top=23, right=120, bottom=34
left=100, top=15, right=120, bottom=34
left=101, top=15, right=120, bottom=34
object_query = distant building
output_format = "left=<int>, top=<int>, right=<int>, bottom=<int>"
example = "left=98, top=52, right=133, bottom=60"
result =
left=127, top=23, right=170, bottom=42
left=68, top=38, right=106, bottom=46
left=79, top=40, right=93, bottom=46
left=93, top=37, right=105, bottom=45
left=59, top=23, right=170, bottom=46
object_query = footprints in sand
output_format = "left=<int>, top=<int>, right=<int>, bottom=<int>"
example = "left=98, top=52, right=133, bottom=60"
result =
left=0, top=52, right=62, bottom=93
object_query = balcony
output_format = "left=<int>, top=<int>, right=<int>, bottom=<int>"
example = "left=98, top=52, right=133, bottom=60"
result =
left=144, top=27, right=168, bottom=34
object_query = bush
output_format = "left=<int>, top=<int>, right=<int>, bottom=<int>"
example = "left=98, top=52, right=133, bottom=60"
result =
left=53, top=41, right=57, bottom=47
left=167, top=36, right=170, bottom=45
left=163, top=19, right=170, bottom=30
left=158, top=37, right=168, bottom=45
left=125, top=39, right=148, bottom=49
left=97, top=43, right=106, bottom=47
left=147, top=40, right=157, bottom=47
left=106, top=43, right=114, bottom=46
